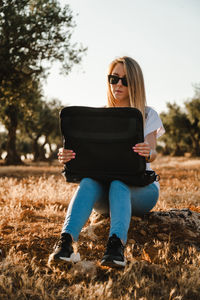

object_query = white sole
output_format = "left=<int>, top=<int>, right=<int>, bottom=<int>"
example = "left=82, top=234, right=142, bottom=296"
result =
left=48, top=252, right=81, bottom=265
left=101, top=259, right=126, bottom=268
left=60, top=252, right=81, bottom=263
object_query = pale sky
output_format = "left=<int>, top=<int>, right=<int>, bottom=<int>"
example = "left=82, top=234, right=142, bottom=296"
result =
left=43, top=0, right=200, bottom=114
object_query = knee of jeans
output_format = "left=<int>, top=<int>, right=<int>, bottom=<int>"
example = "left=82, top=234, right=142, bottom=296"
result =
left=131, top=187, right=159, bottom=217
left=80, top=177, right=97, bottom=186
left=110, top=180, right=129, bottom=191
left=80, top=177, right=102, bottom=193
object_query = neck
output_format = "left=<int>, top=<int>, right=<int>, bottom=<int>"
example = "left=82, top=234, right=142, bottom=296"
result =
left=114, top=98, right=130, bottom=107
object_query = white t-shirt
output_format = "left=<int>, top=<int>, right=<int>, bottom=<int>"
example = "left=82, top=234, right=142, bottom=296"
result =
left=144, top=106, right=165, bottom=189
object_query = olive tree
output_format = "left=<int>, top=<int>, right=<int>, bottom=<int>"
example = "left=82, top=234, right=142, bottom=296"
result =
left=0, top=0, right=86, bottom=164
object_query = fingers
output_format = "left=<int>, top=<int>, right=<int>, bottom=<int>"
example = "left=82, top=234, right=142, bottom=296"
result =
left=58, top=148, right=76, bottom=164
left=132, top=142, right=150, bottom=157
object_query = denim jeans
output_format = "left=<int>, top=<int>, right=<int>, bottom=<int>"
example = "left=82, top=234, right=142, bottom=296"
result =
left=62, top=178, right=159, bottom=244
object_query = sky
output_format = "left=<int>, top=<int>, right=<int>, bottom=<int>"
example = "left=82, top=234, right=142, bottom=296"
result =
left=43, top=0, right=200, bottom=114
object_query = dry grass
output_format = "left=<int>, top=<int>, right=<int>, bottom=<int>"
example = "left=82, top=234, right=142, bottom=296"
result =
left=0, top=156, right=200, bottom=300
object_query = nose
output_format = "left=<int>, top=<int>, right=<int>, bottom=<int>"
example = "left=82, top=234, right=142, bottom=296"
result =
left=116, top=78, right=123, bottom=86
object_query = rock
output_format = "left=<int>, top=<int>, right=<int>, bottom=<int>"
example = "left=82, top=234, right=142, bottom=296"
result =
left=81, top=209, right=200, bottom=263
left=157, top=233, right=169, bottom=241
left=127, top=209, right=200, bottom=253
left=147, top=208, right=200, bottom=231
left=140, top=230, right=146, bottom=236
left=183, top=229, right=198, bottom=238
left=149, top=224, right=158, bottom=229
left=144, top=208, right=200, bottom=249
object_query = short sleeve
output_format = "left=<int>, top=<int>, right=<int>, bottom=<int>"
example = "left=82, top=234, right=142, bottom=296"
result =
left=144, top=107, right=165, bottom=139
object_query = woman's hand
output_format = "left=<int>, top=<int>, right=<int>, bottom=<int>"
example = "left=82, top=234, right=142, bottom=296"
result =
left=132, top=142, right=151, bottom=159
left=58, top=147, right=76, bottom=164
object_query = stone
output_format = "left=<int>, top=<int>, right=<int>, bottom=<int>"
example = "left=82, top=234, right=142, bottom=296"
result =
left=144, top=208, right=200, bottom=249
left=140, top=230, right=146, bottom=236
left=157, top=233, right=169, bottom=241
left=147, top=208, right=200, bottom=234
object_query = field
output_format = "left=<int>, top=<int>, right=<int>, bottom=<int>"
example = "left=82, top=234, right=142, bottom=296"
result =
left=0, top=156, right=200, bottom=300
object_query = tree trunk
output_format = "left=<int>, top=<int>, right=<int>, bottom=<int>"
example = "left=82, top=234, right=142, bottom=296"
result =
left=33, top=137, right=48, bottom=162
left=33, top=138, right=40, bottom=162
left=191, top=138, right=200, bottom=157
left=173, top=144, right=184, bottom=156
left=5, top=106, right=22, bottom=165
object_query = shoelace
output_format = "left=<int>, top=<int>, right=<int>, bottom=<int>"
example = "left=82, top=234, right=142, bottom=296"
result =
left=56, top=237, right=69, bottom=249
left=107, top=237, right=123, bottom=251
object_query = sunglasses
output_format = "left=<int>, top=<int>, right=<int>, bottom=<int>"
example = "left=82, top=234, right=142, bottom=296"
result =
left=108, top=75, right=128, bottom=87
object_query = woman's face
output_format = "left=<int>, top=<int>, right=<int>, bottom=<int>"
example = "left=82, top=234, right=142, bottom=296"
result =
left=110, top=63, right=129, bottom=105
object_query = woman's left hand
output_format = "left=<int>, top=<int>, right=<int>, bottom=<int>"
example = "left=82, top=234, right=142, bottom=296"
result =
left=132, top=142, right=151, bottom=158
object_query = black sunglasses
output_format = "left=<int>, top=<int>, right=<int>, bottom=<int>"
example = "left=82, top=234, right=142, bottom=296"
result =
left=108, top=75, right=128, bottom=87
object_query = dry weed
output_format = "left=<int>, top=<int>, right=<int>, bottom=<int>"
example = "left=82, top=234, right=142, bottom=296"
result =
left=0, top=156, right=200, bottom=299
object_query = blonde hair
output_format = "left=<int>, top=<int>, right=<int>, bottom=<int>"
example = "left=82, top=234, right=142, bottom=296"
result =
left=107, top=56, right=147, bottom=123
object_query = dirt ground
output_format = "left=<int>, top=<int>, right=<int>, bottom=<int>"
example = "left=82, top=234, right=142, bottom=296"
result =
left=0, top=156, right=200, bottom=299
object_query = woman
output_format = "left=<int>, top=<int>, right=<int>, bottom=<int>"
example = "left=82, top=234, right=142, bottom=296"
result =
left=49, top=56, right=165, bottom=267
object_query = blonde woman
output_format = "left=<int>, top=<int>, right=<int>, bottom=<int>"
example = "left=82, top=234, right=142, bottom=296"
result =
left=49, top=56, right=165, bottom=267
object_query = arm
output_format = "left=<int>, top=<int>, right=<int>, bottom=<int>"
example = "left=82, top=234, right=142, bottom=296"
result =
left=132, top=130, right=157, bottom=163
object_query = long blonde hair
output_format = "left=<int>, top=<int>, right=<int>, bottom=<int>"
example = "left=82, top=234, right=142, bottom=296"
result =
left=107, top=56, right=147, bottom=123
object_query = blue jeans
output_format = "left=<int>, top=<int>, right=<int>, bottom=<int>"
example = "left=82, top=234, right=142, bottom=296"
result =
left=62, top=178, right=159, bottom=244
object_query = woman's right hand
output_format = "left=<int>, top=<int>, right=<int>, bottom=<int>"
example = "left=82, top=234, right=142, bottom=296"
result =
left=58, top=147, right=76, bottom=164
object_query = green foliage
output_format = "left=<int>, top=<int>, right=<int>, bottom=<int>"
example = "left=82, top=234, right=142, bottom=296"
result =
left=21, top=98, right=63, bottom=161
left=184, top=98, right=200, bottom=156
left=0, top=0, right=86, bottom=79
left=0, top=0, right=86, bottom=164
left=160, top=93, right=200, bottom=157
left=160, top=103, right=190, bottom=156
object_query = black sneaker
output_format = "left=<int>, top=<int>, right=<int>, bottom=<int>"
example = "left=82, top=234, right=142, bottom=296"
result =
left=48, top=233, right=80, bottom=264
left=101, top=234, right=126, bottom=268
